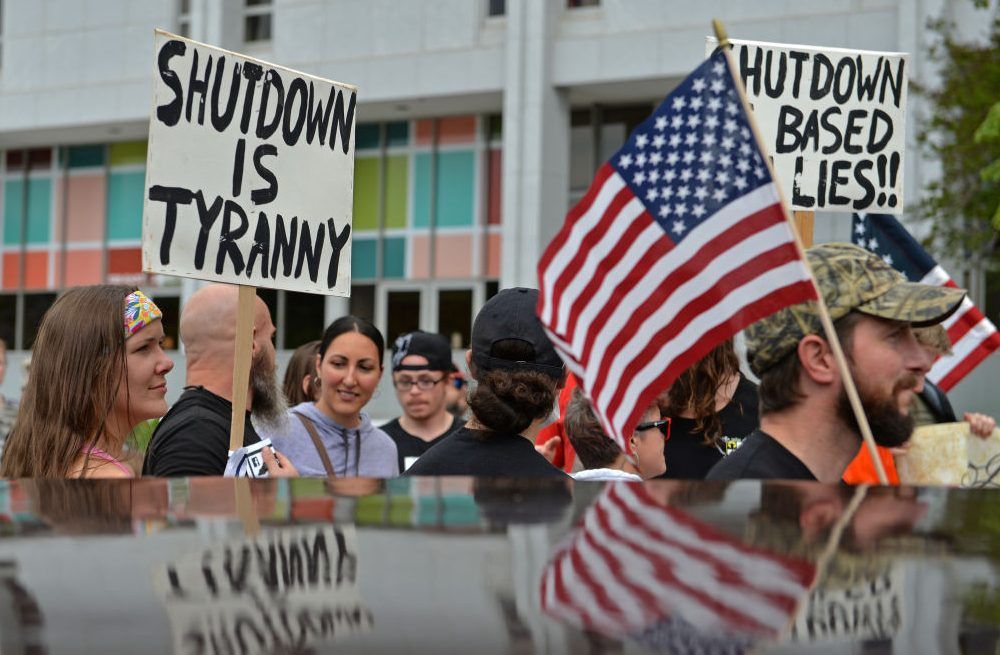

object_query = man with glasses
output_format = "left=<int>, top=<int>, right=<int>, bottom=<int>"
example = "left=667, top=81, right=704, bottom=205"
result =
left=383, top=331, right=464, bottom=472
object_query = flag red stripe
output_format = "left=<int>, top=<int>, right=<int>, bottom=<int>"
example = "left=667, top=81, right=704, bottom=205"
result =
left=537, top=164, right=616, bottom=311
left=945, top=305, right=983, bottom=347
left=603, top=489, right=808, bottom=615
left=590, top=498, right=777, bottom=634
left=602, top=243, right=809, bottom=432
left=584, top=203, right=787, bottom=404
left=547, top=187, right=645, bottom=336
left=937, top=336, right=1000, bottom=392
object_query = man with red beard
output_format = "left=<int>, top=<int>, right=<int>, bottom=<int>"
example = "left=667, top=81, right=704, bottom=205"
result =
left=382, top=331, right=464, bottom=472
left=143, top=284, right=296, bottom=476
left=707, top=243, right=965, bottom=483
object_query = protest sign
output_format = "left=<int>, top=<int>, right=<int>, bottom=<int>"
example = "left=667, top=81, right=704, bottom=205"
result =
left=142, top=30, right=356, bottom=295
left=707, top=38, right=907, bottom=213
left=155, top=526, right=373, bottom=654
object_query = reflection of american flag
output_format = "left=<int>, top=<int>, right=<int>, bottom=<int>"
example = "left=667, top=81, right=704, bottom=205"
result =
left=853, top=213, right=1000, bottom=391
left=536, top=49, right=817, bottom=450
left=539, top=483, right=815, bottom=641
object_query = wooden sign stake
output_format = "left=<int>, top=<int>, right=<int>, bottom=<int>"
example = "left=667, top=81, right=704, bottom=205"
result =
left=229, top=284, right=257, bottom=453
left=793, top=211, right=815, bottom=248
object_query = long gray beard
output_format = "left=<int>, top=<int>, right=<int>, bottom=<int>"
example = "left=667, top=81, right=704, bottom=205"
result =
left=250, top=361, right=288, bottom=432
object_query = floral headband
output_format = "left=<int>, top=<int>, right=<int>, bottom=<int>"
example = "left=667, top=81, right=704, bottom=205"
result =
left=123, top=290, right=163, bottom=338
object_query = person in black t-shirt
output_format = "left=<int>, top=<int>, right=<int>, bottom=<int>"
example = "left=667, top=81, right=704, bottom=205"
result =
left=657, top=339, right=758, bottom=479
left=382, top=331, right=463, bottom=472
left=707, top=243, right=965, bottom=482
left=405, top=288, right=568, bottom=478
left=143, top=285, right=297, bottom=477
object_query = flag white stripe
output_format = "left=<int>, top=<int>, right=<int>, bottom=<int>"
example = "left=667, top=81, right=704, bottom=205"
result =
left=594, top=497, right=791, bottom=632
left=540, top=174, right=626, bottom=325
left=561, top=219, right=665, bottom=355
left=920, top=265, right=950, bottom=286
left=941, top=297, right=974, bottom=331
left=555, top=197, right=647, bottom=335
left=575, top=533, right=652, bottom=626
left=610, top=260, right=811, bottom=435
left=578, top=183, right=780, bottom=397
left=553, top=553, right=622, bottom=635
left=614, top=485, right=810, bottom=598
left=582, top=505, right=729, bottom=632
left=929, top=317, right=998, bottom=383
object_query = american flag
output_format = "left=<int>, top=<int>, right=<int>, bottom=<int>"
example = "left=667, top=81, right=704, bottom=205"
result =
left=537, top=49, right=817, bottom=449
left=853, top=212, right=1000, bottom=391
left=539, top=483, right=815, bottom=645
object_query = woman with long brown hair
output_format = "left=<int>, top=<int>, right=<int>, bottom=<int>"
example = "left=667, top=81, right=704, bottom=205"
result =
left=0, top=285, right=174, bottom=478
left=658, top=339, right=758, bottom=478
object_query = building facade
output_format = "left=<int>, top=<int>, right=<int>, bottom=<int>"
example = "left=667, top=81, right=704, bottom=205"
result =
left=0, top=0, right=996, bottom=415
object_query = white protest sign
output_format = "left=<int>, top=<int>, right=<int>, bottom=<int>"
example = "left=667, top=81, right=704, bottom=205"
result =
left=707, top=38, right=907, bottom=213
left=155, top=526, right=373, bottom=653
left=143, top=30, right=356, bottom=295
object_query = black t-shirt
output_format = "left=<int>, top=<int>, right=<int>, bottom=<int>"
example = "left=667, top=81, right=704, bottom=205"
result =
left=662, top=376, right=759, bottom=479
left=143, top=386, right=261, bottom=477
left=403, top=427, right=569, bottom=478
left=381, top=415, right=464, bottom=473
left=705, top=429, right=816, bottom=481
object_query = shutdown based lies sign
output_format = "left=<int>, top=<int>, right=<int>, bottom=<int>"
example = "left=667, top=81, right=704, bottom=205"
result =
left=142, top=30, right=356, bottom=295
left=707, top=38, right=908, bottom=213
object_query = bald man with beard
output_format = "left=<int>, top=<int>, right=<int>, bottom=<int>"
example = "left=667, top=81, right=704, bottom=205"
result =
left=143, top=284, right=296, bottom=477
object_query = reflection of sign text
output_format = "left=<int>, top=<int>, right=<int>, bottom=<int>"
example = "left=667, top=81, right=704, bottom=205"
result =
left=791, top=567, right=902, bottom=643
left=156, top=526, right=372, bottom=654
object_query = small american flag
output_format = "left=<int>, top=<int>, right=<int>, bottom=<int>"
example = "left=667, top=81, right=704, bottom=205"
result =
left=852, top=212, right=1000, bottom=391
left=537, top=49, right=817, bottom=449
left=539, top=483, right=815, bottom=644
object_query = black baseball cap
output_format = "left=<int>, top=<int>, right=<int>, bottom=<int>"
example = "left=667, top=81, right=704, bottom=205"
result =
left=391, top=331, right=456, bottom=373
left=471, top=287, right=565, bottom=380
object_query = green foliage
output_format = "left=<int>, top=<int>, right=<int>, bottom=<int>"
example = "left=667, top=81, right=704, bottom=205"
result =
left=915, top=16, right=1000, bottom=262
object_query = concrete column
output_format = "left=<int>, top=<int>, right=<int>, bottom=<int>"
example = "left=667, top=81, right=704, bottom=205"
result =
left=500, top=0, right=571, bottom=290
left=325, top=295, right=350, bottom=327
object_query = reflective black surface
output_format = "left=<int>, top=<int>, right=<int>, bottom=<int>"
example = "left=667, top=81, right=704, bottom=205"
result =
left=1, top=477, right=999, bottom=653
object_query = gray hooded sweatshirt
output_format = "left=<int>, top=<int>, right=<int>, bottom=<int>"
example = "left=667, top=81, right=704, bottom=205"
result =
left=264, top=402, right=399, bottom=477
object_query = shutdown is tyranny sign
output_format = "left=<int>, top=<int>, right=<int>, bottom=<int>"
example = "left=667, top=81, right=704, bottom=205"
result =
left=709, top=38, right=908, bottom=213
left=142, top=31, right=356, bottom=295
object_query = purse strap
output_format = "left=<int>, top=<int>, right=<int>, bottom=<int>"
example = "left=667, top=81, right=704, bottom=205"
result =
left=295, top=413, right=336, bottom=477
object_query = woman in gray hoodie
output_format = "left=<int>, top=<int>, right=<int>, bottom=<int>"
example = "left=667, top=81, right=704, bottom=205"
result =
left=265, top=316, right=399, bottom=477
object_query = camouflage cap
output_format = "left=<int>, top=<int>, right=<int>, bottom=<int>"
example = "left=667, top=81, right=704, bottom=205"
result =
left=745, top=242, right=966, bottom=376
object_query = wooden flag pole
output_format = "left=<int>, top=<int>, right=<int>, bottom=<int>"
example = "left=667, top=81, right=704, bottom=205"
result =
left=713, top=19, right=888, bottom=484
left=229, top=284, right=257, bottom=453
left=793, top=211, right=815, bottom=247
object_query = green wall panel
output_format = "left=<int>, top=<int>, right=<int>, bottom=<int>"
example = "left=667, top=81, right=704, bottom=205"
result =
left=352, top=239, right=377, bottom=280
left=412, top=151, right=475, bottom=229
left=382, top=236, right=406, bottom=279
left=108, top=141, right=147, bottom=167
left=66, top=145, right=106, bottom=169
left=107, top=171, right=145, bottom=240
left=25, top=178, right=52, bottom=244
left=384, top=155, right=408, bottom=229
left=353, top=157, right=379, bottom=232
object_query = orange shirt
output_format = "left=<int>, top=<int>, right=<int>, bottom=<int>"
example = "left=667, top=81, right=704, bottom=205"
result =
left=842, top=443, right=900, bottom=485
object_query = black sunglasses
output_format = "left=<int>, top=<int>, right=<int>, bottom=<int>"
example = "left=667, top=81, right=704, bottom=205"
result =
left=635, top=418, right=671, bottom=442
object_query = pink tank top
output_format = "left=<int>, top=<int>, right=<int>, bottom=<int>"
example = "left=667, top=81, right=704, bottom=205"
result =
left=80, top=446, right=133, bottom=477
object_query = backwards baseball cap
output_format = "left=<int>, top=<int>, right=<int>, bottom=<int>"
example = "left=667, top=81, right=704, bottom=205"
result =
left=745, top=242, right=965, bottom=376
left=471, top=287, right=565, bottom=380
left=391, top=330, right=456, bottom=373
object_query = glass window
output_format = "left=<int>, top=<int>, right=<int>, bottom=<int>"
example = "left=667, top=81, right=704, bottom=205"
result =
left=155, top=296, right=181, bottom=350
left=567, top=0, right=600, bottom=6
left=438, top=289, right=473, bottom=349
left=244, top=0, right=272, bottom=43
left=350, top=284, right=376, bottom=325
left=485, top=280, right=500, bottom=301
left=256, top=288, right=278, bottom=331
left=487, top=0, right=506, bottom=17
left=386, top=291, right=420, bottom=346
left=177, top=0, right=191, bottom=37
left=282, top=291, right=325, bottom=349
left=0, top=295, right=14, bottom=349
left=23, top=294, right=57, bottom=349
